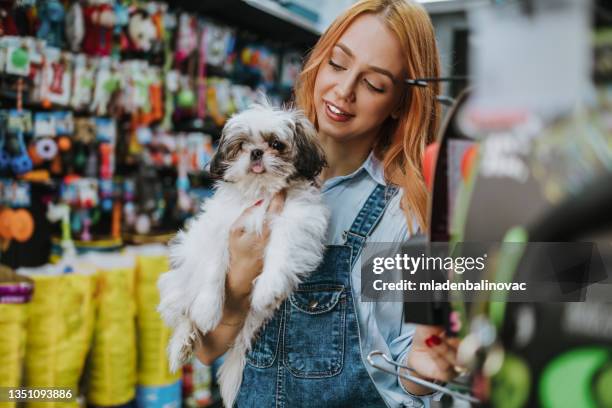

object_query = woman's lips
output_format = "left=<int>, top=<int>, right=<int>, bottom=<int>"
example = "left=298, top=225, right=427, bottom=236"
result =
left=324, top=101, right=354, bottom=123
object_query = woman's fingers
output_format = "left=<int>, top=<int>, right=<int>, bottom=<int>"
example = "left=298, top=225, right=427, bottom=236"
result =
left=429, top=352, right=456, bottom=382
left=426, top=334, right=458, bottom=367
left=229, top=191, right=286, bottom=245
left=230, top=199, right=265, bottom=234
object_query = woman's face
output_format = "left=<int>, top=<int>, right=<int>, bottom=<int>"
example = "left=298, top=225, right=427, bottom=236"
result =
left=314, top=13, right=406, bottom=144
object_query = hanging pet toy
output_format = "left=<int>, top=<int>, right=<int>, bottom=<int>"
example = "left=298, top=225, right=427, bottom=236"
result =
left=0, top=121, right=11, bottom=171
left=36, top=0, right=66, bottom=48
left=10, top=130, right=33, bottom=175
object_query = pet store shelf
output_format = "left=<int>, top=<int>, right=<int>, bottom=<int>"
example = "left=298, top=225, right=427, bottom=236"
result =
left=176, top=0, right=321, bottom=46
left=419, top=0, right=487, bottom=14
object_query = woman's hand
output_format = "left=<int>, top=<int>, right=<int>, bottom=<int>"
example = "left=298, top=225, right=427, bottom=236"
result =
left=401, top=325, right=461, bottom=395
left=225, top=191, right=286, bottom=312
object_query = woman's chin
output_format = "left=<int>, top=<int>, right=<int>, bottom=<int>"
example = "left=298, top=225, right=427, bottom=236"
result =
left=318, top=121, right=354, bottom=140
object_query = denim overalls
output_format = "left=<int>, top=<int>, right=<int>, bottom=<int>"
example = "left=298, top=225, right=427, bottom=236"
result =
left=235, top=184, right=398, bottom=407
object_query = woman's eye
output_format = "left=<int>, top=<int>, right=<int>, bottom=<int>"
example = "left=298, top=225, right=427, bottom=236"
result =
left=328, top=59, right=345, bottom=71
left=364, top=79, right=385, bottom=93
left=270, top=140, right=285, bottom=151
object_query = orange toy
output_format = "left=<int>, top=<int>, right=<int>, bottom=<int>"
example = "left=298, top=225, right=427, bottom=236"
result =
left=28, top=144, right=45, bottom=166
left=57, top=136, right=72, bottom=151
left=0, top=208, right=14, bottom=239
left=11, top=209, right=34, bottom=242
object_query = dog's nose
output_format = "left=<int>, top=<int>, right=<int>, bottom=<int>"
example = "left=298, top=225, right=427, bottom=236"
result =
left=251, top=149, right=263, bottom=161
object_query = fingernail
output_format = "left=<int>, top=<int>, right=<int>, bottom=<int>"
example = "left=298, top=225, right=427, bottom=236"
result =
left=425, top=335, right=442, bottom=348
left=254, top=199, right=264, bottom=206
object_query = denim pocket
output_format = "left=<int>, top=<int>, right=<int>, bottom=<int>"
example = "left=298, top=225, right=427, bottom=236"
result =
left=246, top=307, right=282, bottom=368
left=284, top=283, right=346, bottom=378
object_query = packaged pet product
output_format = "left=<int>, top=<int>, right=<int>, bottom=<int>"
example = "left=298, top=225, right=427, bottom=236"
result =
left=135, top=380, right=181, bottom=408
left=81, top=253, right=137, bottom=407
left=136, top=380, right=183, bottom=408
left=17, top=263, right=97, bottom=408
left=0, top=304, right=28, bottom=408
left=128, top=245, right=181, bottom=387
left=0, top=267, right=31, bottom=408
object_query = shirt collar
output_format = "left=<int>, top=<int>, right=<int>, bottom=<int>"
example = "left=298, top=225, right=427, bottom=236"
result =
left=322, top=150, right=387, bottom=192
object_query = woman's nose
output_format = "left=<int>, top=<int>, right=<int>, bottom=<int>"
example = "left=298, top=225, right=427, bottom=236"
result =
left=334, top=74, right=357, bottom=102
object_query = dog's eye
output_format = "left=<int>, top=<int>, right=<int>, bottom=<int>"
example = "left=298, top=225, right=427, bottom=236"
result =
left=270, top=140, right=285, bottom=151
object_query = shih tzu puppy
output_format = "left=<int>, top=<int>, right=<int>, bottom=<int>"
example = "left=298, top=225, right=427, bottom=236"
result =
left=157, top=102, right=329, bottom=407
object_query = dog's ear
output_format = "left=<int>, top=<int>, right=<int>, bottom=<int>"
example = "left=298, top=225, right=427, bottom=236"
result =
left=293, top=114, right=326, bottom=181
left=208, top=134, right=229, bottom=180
left=208, top=125, right=247, bottom=179
left=208, top=148, right=226, bottom=180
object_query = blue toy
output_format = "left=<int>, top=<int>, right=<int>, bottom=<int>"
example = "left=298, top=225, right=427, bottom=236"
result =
left=37, top=0, right=66, bottom=48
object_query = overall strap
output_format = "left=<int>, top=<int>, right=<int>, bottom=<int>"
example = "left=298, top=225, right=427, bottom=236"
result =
left=343, top=184, right=399, bottom=269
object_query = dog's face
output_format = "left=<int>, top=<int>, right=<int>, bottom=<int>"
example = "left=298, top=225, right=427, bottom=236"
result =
left=209, top=104, right=326, bottom=188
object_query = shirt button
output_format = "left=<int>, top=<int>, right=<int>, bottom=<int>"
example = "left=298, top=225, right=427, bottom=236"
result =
left=309, top=300, right=318, bottom=310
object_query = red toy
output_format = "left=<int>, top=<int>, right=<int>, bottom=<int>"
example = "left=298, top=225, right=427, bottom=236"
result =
left=82, top=2, right=115, bottom=56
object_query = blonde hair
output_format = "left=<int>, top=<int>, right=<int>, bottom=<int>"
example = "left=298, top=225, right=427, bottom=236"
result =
left=294, top=0, right=441, bottom=232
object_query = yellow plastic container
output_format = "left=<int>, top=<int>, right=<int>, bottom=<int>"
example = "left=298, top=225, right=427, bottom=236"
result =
left=129, top=244, right=181, bottom=387
left=21, top=268, right=96, bottom=408
left=0, top=304, right=28, bottom=408
left=81, top=253, right=137, bottom=406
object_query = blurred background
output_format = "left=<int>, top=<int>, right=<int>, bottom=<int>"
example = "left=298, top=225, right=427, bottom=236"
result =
left=0, top=0, right=610, bottom=407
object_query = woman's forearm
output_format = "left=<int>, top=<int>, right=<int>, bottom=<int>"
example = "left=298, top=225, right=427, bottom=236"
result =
left=193, top=272, right=252, bottom=365
left=193, top=294, right=249, bottom=365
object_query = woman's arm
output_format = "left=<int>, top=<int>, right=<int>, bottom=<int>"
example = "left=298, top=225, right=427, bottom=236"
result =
left=401, top=325, right=460, bottom=395
left=192, top=258, right=259, bottom=365
left=192, top=193, right=285, bottom=365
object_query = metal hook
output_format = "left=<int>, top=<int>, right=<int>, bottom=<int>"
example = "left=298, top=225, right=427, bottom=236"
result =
left=437, top=95, right=456, bottom=106
left=366, top=350, right=481, bottom=404
left=404, top=76, right=471, bottom=87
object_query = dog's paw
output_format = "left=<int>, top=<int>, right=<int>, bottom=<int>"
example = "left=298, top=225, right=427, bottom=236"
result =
left=190, top=292, right=223, bottom=332
left=167, top=319, right=195, bottom=372
left=250, top=278, right=280, bottom=314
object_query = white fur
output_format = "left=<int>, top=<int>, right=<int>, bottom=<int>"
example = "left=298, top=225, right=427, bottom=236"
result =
left=157, top=105, right=328, bottom=407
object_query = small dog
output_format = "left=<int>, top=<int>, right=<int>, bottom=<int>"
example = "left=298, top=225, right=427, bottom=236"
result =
left=157, top=103, right=329, bottom=407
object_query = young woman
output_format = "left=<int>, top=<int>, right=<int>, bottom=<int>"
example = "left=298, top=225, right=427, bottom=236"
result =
left=195, top=0, right=459, bottom=406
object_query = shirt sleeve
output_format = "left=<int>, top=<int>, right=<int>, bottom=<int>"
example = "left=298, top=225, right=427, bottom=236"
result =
left=385, top=199, right=441, bottom=402
left=392, top=320, right=440, bottom=401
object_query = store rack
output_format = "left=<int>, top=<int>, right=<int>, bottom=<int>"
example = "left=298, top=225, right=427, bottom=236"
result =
left=176, top=0, right=321, bottom=47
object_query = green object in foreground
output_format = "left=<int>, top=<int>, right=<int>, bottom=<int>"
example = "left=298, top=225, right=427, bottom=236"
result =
left=594, top=363, right=612, bottom=408
left=540, top=347, right=611, bottom=408
left=491, top=353, right=531, bottom=408
left=489, top=226, right=528, bottom=328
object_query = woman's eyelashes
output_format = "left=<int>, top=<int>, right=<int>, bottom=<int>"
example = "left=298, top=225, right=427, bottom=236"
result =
left=328, top=59, right=386, bottom=94
left=364, top=78, right=385, bottom=93
left=328, top=59, right=345, bottom=71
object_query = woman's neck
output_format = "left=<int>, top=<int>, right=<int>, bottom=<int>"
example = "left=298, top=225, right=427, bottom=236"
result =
left=318, top=131, right=374, bottom=182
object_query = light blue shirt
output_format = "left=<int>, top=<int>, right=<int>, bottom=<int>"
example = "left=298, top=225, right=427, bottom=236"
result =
left=321, top=151, right=429, bottom=408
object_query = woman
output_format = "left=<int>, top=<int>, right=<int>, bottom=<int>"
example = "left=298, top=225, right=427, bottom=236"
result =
left=195, top=0, right=459, bottom=406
